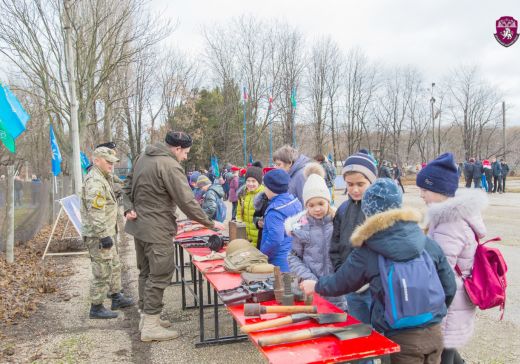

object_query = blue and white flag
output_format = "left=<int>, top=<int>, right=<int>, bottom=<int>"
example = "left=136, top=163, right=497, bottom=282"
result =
left=50, top=124, right=62, bottom=176
left=211, top=156, right=220, bottom=178
left=80, top=151, right=90, bottom=173
left=0, top=84, right=29, bottom=139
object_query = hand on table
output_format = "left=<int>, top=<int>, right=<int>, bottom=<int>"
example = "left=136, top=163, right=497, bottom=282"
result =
left=300, top=280, right=317, bottom=296
left=212, top=221, right=225, bottom=230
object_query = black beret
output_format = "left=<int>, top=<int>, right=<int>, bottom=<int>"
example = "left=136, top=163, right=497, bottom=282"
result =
left=165, top=131, right=193, bottom=148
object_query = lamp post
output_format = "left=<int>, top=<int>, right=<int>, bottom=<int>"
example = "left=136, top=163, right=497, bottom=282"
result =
left=430, top=82, right=436, bottom=160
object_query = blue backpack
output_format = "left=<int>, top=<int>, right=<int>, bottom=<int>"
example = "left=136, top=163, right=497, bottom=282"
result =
left=215, top=198, right=227, bottom=222
left=378, top=251, right=445, bottom=329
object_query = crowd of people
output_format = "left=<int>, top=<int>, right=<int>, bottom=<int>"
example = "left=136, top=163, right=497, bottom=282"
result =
left=80, top=130, right=503, bottom=363
left=462, top=157, right=510, bottom=193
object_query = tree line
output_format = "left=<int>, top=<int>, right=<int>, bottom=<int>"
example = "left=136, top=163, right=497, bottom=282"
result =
left=0, top=2, right=518, bottom=177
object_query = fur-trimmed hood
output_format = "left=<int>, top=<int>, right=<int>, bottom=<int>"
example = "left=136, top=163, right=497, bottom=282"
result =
left=350, top=207, right=426, bottom=262
left=351, top=207, right=422, bottom=247
left=285, top=207, right=336, bottom=236
left=425, top=188, right=487, bottom=238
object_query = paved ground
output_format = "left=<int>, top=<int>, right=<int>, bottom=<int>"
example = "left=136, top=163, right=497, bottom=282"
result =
left=2, top=181, right=519, bottom=363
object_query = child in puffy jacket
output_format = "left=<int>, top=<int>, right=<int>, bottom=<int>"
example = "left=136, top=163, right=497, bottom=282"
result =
left=237, top=166, right=264, bottom=247
left=417, top=153, right=487, bottom=364
left=285, top=163, right=347, bottom=310
left=261, top=169, right=302, bottom=272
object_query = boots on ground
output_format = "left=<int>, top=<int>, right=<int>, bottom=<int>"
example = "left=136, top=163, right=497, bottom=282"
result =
left=141, top=314, right=179, bottom=342
left=89, top=304, right=118, bottom=319
left=138, top=309, right=172, bottom=330
left=111, top=292, right=135, bottom=310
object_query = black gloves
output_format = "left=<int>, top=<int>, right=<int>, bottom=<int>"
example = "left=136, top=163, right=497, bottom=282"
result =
left=99, top=236, right=113, bottom=249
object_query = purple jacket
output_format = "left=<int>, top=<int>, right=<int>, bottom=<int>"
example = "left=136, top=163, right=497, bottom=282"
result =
left=426, top=189, right=488, bottom=349
left=228, top=176, right=239, bottom=202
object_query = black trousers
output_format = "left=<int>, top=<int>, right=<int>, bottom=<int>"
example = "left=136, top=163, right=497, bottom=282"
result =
left=502, top=176, right=507, bottom=192
left=493, top=176, right=502, bottom=192
left=465, top=177, right=472, bottom=188
left=440, top=348, right=465, bottom=364
left=396, top=178, right=405, bottom=193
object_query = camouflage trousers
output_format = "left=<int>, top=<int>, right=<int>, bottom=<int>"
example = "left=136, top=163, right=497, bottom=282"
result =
left=85, top=236, right=122, bottom=305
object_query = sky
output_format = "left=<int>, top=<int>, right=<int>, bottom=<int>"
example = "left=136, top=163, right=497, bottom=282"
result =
left=149, top=0, right=520, bottom=125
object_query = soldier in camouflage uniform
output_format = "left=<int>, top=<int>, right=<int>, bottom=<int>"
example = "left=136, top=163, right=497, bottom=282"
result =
left=81, top=147, right=134, bottom=319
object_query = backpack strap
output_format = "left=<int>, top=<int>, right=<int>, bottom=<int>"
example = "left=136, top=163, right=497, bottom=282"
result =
left=480, top=236, right=501, bottom=245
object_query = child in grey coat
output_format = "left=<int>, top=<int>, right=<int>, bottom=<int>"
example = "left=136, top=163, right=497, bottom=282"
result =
left=286, top=163, right=347, bottom=310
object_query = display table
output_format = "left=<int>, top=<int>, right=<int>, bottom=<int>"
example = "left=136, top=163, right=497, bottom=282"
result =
left=228, top=295, right=400, bottom=363
left=172, top=223, right=400, bottom=362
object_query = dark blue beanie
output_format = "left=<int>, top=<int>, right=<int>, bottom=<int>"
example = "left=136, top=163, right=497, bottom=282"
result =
left=263, top=169, right=290, bottom=194
left=362, top=178, right=402, bottom=217
left=416, top=153, right=458, bottom=197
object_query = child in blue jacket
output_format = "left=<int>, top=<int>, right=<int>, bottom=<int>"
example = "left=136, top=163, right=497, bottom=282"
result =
left=260, top=169, right=302, bottom=272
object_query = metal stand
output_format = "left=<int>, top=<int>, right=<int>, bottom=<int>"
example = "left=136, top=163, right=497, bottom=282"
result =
left=42, top=203, right=87, bottom=260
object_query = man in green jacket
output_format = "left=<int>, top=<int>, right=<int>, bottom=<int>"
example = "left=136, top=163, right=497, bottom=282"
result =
left=123, top=131, right=224, bottom=342
left=81, top=147, right=134, bottom=319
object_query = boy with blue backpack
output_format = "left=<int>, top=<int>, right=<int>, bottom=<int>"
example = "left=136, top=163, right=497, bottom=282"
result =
left=301, top=178, right=456, bottom=364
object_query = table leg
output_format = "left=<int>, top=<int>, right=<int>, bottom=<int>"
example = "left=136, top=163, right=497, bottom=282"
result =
left=179, top=245, right=186, bottom=310
left=213, top=288, right=219, bottom=339
left=192, top=262, right=198, bottom=307
left=198, top=269, right=205, bottom=343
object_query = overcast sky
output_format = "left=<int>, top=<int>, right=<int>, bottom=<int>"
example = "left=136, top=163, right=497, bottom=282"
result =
left=150, top=0, right=520, bottom=125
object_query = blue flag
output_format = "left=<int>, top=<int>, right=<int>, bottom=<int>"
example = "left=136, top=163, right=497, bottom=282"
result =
left=249, top=152, right=254, bottom=164
left=0, top=85, right=29, bottom=139
left=80, top=151, right=90, bottom=173
left=211, top=156, right=220, bottom=178
left=328, top=152, right=334, bottom=163
left=50, top=125, right=62, bottom=176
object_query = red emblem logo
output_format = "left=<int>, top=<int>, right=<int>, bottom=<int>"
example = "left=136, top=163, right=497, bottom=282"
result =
left=494, top=16, right=519, bottom=47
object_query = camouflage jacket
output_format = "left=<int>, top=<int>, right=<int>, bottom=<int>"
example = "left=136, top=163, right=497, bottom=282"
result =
left=81, top=165, right=118, bottom=238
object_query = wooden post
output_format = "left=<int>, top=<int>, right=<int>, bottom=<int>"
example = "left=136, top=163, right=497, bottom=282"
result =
left=6, top=165, right=14, bottom=263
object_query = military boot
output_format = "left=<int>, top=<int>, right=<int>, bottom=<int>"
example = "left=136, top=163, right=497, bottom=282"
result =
left=89, top=304, right=118, bottom=319
left=140, top=314, right=179, bottom=342
left=138, top=310, right=172, bottom=331
left=111, top=292, right=135, bottom=310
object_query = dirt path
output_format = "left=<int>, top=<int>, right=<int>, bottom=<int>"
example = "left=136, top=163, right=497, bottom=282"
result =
left=1, top=183, right=519, bottom=363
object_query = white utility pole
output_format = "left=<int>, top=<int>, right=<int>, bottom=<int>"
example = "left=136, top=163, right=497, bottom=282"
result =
left=63, top=0, right=82, bottom=195
left=6, top=165, right=14, bottom=263
left=502, top=101, right=506, bottom=160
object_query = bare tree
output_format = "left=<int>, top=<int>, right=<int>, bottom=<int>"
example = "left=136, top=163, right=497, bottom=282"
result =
left=0, top=0, right=169, bottom=164
left=341, top=48, right=378, bottom=158
left=447, top=66, right=502, bottom=160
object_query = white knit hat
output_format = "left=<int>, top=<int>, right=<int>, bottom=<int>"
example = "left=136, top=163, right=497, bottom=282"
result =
left=302, top=163, right=330, bottom=206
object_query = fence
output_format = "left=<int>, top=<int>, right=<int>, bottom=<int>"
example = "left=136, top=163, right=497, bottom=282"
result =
left=0, top=175, right=74, bottom=252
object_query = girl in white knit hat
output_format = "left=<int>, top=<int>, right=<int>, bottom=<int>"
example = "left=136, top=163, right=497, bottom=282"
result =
left=285, top=163, right=347, bottom=310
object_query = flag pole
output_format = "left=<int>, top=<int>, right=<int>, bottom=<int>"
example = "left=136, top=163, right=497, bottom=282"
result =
left=243, top=86, right=247, bottom=166
left=268, top=90, right=274, bottom=166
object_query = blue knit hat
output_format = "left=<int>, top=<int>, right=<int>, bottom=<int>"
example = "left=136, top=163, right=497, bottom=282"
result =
left=189, top=171, right=201, bottom=185
left=263, top=169, right=290, bottom=194
left=416, top=153, right=459, bottom=197
left=341, top=151, right=378, bottom=182
left=362, top=178, right=402, bottom=217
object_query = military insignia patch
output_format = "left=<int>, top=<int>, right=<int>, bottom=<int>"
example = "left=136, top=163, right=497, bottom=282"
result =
left=92, top=193, right=106, bottom=209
